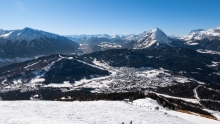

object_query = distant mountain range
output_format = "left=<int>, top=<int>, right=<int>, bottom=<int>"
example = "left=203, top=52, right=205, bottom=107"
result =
left=66, top=26, right=220, bottom=52
left=182, top=27, right=220, bottom=41
left=66, top=26, right=220, bottom=43
left=0, top=26, right=220, bottom=67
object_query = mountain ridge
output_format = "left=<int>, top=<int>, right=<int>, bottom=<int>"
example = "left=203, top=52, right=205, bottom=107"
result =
left=0, top=27, right=80, bottom=67
left=66, top=26, right=220, bottom=43
left=182, top=27, right=220, bottom=41
left=0, top=27, right=62, bottom=42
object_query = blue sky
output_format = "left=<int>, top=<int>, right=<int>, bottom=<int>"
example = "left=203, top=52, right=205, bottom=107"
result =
left=0, top=0, right=220, bottom=36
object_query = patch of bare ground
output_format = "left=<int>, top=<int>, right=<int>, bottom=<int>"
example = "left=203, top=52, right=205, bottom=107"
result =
left=177, top=109, right=218, bottom=120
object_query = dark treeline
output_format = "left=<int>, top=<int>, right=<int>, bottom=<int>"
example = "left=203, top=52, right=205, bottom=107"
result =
left=0, top=88, right=61, bottom=100
left=200, top=100, right=220, bottom=112
left=197, top=86, right=220, bottom=101
left=147, top=93, right=213, bottom=116
left=59, top=91, right=146, bottom=101
left=155, top=82, right=197, bottom=98
left=156, top=82, right=220, bottom=101
left=0, top=88, right=146, bottom=101
left=147, top=93, right=177, bottom=110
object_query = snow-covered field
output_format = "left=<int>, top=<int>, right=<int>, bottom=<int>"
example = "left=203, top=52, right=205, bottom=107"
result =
left=0, top=99, right=219, bottom=124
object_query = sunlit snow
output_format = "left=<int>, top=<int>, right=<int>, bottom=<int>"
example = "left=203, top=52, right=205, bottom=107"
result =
left=0, top=99, right=219, bottom=124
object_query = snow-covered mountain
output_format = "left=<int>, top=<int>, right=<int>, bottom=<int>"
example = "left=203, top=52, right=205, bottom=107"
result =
left=0, top=27, right=59, bottom=42
left=133, top=28, right=172, bottom=49
left=0, top=27, right=80, bottom=66
left=182, top=27, right=220, bottom=41
left=175, top=27, right=220, bottom=51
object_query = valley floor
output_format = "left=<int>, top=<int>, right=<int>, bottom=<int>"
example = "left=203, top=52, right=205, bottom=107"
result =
left=0, top=99, right=219, bottom=124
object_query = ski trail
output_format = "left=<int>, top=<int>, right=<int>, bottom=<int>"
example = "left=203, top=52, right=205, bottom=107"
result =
left=193, top=85, right=200, bottom=99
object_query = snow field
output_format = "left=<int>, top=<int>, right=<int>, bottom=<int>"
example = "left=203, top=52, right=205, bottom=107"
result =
left=0, top=98, right=219, bottom=124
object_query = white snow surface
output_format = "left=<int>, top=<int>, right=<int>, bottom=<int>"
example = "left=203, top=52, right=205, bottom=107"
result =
left=0, top=99, right=219, bottom=124
left=44, top=81, right=73, bottom=88
left=133, top=28, right=172, bottom=49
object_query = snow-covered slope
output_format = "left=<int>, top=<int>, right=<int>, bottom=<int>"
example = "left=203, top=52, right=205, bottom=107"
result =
left=133, top=28, right=172, bottom=49
left=0, top=100, right=218, bottom=124
left=182, top=27, right=220, bottom=41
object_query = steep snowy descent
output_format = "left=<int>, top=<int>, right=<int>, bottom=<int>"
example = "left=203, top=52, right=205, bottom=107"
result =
left=133, top=27, right=172, bottom=49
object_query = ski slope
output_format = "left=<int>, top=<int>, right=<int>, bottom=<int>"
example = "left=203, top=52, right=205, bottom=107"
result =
left=0, top=99, right=219, bottom=124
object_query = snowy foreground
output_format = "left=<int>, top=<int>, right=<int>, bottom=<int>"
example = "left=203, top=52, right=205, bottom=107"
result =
left=0, top=99, right=219, bottom=124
